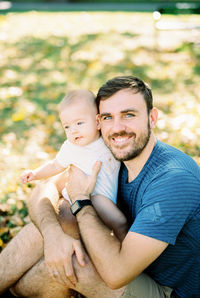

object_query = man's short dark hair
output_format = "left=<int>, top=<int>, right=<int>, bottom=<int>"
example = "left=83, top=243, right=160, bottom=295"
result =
left=96, top=76, right=153, bottom=114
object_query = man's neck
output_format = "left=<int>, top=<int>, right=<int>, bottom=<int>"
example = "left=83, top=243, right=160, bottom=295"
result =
left=124, top=134, right=157, bottom=183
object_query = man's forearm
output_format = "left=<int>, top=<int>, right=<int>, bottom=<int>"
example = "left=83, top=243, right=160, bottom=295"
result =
left=75, top=203, right=168, bottom=290
left=76, top=205, right=124, bottom=287
left=66, top=164, right=168, bottom=289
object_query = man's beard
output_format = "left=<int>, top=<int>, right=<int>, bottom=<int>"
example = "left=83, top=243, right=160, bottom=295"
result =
left=104, top=120, right=151, bottom=162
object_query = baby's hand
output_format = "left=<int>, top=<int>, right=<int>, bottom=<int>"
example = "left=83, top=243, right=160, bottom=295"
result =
left=20, top=170, right=36, bottom=184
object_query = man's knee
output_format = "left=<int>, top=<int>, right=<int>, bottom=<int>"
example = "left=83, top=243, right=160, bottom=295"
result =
left=9, top=259, right=71, bottom=298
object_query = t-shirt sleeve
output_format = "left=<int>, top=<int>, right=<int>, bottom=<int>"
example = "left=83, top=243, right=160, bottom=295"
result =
left=129, top=169, right=199, bottom=245
left=55, top=141, right=70, bottom=168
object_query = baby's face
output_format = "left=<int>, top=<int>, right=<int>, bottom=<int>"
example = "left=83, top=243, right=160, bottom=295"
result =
left=59, top=100, right=100, bottom=146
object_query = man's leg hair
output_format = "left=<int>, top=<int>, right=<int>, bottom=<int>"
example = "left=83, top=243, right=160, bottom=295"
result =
left=11, top=246, right=125, bottom=298
left=0, top=222, right=43, bottom=295
left=0, top=193, right=124, bottom=298
left=9, top=198, right=79, bottom=298
left=10, top=257, right=73, bottom=298
left=0, top=183, right=75, bottom=296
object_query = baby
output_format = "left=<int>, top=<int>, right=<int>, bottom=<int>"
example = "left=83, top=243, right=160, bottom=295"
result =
left=20, top=90, right=128, bottom=240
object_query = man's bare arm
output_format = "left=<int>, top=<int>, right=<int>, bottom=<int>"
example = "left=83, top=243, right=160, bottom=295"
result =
left=27, top=174, right=85, bottom=286
left=66, top=164, right=168, bottom=289
left=76, top=206, right=168, bottom=288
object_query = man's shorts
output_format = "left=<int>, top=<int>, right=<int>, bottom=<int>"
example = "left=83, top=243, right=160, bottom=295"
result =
left=121, top=273, right=174, bottom=298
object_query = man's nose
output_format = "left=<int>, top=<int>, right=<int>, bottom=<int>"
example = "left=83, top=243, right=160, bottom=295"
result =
left=112, top=119, right=126, bottom=133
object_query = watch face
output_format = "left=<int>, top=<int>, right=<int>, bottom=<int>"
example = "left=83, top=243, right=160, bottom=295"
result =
left=70, top=200, right=92, bottom=216
left=71, top=201, right=80, bottom=214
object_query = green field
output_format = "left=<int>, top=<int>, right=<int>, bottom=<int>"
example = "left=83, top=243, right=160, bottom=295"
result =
left=0, top=11, right=200, bottom=248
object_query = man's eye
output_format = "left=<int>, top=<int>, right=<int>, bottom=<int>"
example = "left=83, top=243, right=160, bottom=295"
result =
left=77, top=121, right=84, bottom=125
left=102, top=116, right=112, bottom=120
left=125, top=113, right=135, bottom=118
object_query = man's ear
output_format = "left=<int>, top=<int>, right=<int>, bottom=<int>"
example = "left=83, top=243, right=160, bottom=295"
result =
left=149, top=107, right=158, bottom=129
left=96, top=114, right=101, bottom=130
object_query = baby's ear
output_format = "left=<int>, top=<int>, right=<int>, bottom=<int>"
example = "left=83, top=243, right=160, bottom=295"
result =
left=96, top=114, right=101, bottom=130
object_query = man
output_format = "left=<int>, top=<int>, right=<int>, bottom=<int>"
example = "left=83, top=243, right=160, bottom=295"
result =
left=1, top=76, right=200, bottom=297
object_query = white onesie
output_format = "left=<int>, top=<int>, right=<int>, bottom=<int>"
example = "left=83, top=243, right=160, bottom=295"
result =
left=56, top=137, right=120, bottom=204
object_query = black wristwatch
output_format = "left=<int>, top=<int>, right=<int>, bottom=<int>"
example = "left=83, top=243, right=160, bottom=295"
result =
left=70, top=199, right=92, bottom=216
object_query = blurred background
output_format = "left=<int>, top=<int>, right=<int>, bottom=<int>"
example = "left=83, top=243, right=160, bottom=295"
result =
left=0, top=0, right=200, bottom=249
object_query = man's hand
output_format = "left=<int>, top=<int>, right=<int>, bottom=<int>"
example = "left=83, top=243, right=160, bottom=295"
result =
left=65, top=161, right=102, bottom=203
left=44, top=231, right=85, bottom=287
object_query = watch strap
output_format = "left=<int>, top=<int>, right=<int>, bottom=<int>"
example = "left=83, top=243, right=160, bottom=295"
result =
left=70, top=199, right=92, bottom=216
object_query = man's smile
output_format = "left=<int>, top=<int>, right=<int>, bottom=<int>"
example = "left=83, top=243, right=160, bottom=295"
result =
left=109, top=133, right=135, bottom=147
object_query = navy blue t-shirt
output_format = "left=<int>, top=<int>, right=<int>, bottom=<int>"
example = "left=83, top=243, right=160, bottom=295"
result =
left=117, top=141, right=200, bottom=297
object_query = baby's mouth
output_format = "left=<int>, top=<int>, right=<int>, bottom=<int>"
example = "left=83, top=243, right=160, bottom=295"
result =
left=75, top=136, right=82, bottom=141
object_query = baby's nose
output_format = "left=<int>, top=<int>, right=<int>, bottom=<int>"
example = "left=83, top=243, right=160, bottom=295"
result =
left=70, top=126, right=78, bottom=134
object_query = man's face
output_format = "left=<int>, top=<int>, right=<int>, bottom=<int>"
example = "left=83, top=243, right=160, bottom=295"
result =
left=98, top=89, right=151, bottom=161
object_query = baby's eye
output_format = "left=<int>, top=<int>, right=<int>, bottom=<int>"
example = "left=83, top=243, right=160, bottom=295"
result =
left=65, top=125, right=69, bottom=129
left=77, top=121, right=84, bottom=125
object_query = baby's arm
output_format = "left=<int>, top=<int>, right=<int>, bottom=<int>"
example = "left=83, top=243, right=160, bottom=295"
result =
left=91, top=195, right=128, bottom=242
left=20, top=159, right=66, bottom=184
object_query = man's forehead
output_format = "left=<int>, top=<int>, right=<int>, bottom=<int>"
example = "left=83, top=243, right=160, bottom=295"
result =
left=99, top=90, right=145, bottom=113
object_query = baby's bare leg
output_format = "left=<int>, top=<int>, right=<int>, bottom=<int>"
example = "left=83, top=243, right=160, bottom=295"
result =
left=57, top=198, right=80, bottom=240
